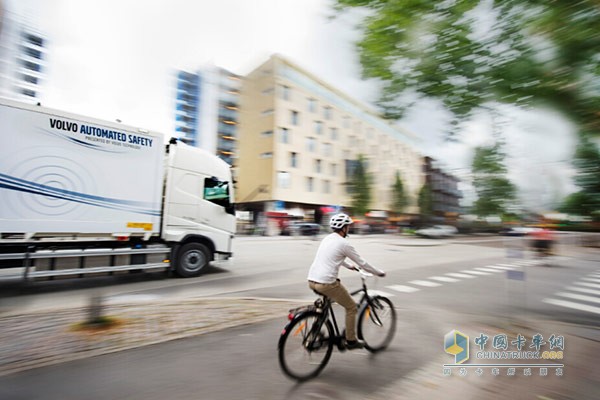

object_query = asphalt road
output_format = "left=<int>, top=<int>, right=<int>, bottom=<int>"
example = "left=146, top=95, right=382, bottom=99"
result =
left=0, top=234, right=599, bottom=399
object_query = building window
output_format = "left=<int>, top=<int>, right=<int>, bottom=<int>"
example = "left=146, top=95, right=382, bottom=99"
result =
left=262, top=87, right=274, bottom=95
left=323, top=180, right=331, bottom=194
left=315, top=159, right=322, bottom=174
left=290, top=110, right=300, bottom=125
left=261, top=109, right=274, bottom=116
left=306, top=137, right=317, bottom=153
left=323, top=143, right=332, bottom=157
left=22, top=74, right=38, bottom=84
left=306, top=177, right=314, bottom=192
left=324, top=106, right=332, bottom=120
left=330, top=163, right=337, bottom=176
left=260, top=152, right=273, bottom=159
left=21, top=88, right=36, bottom=97
left=330, top=127, right=338, bottom=140
left=280, top=85, right=291, bottom=101
left=308, top=98, right=317, bottom=113
left=21, top=59, right=41, bottom=72
left=290, top=152, right=298, bottom=168
left=343, top=116, right=351, bottom=129
left=314, top=121, right=323, bottom=135
left=261, top=130, right=273, bottom=137
left=22, top=46, right=43, bottom=59
left=277, top=171, right=291, bottom=189
left=280, top=127, right=290, bottom=144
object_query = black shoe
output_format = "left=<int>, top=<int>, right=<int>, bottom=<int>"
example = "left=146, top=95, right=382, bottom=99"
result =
left=346, top=340, right=364, bottom=350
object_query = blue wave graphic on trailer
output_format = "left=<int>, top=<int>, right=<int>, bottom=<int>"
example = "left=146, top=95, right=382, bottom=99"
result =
left=0, top=173, right=161, bottom=216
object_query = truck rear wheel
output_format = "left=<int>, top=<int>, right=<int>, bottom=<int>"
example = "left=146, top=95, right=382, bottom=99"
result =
left=175, top=243, right=210, bottom=277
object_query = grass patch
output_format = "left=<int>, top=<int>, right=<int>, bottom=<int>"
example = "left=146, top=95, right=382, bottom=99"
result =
left=70, top=316, right=125, bottom=332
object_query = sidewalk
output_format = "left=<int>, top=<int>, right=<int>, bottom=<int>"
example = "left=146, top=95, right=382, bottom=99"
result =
left=0, top=296, right=303, bottom=377
left=1, top=297, right=598, bottom=399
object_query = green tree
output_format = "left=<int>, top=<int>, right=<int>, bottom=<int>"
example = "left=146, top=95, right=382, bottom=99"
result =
left=391, top=171, right=409, bottom=214
left=559, top=136, right=600, bottom=217
left=348, top=155, right=372, bottom=216
left=333, top=0, right=600, bottom=138
left=417, top=183, right=433, bottom=220
left=471, top=143, right=516, bottom=217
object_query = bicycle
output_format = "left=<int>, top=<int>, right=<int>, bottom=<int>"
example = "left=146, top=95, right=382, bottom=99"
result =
left=278, top=270, right=396, bottom=381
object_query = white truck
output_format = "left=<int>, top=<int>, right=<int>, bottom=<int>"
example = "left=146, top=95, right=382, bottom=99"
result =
left=0, top=98, right=235, bottom=281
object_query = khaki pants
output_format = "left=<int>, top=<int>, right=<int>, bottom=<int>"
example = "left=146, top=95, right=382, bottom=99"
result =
left=308, top=279, right=357, bottom=341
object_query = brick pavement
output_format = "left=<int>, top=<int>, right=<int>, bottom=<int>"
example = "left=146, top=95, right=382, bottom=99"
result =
left=0, top=297, right=303, bottom=377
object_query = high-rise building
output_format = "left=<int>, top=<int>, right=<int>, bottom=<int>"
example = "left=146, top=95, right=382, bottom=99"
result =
left=0, top=6, right=46, bottom=102
left=173, top=66, right=241, bottom=165
left=236, top=54, right=425, bottom=221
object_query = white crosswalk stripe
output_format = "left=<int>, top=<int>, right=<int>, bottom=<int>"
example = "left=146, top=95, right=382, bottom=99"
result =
left=543, top=272, right=600, bottom=315
left=408, top=280, right=441, bottom=287
left=487, top=265, right=517, bottom=270
left=361, top=262, right=531, bottom=297
left=386, top=284, right=420, bottom=293
left=475, top=267, right=503, bottom=273
left=566, top=286, right=600, bottom=296
left=581, top=277, right=600, bottom=284
left=542, top=299, right=600, bottom=315
left=429, top=276, right=459, bottom=283
left=556, top=292, right=600, bottom=304
left=575, top=282, right=600, bottom=289
left=461, top=269, right=491, bottom=276
left=368, top=290, right=395, bottom=298
left=446, top=272, right=476, bottom=279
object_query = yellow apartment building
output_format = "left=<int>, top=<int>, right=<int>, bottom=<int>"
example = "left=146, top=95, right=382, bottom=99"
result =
left=236, top=54, right=424, bottom=223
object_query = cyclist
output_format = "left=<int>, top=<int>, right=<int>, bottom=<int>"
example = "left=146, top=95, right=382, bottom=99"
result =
left=307, top=213, right=386, bottom=350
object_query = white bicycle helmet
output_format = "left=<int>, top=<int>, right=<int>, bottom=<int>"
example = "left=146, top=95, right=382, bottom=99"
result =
left=329, top=213, right=353, bottom=230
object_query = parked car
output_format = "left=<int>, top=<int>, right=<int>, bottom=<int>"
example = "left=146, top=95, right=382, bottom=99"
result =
left=281, top=222, right=321, bottom=236
left=415, top=225, right=458, bottom=238
left=500, top=226, right=540, bottom=236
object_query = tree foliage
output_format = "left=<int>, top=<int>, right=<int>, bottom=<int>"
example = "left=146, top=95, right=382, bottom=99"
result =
left=559, top=136, right=600, bottom=216
left=333, top=0, right=600, bottom=138
left=417, top=182, right=433, bottom=219
left=348, top=155, right=372, bottom=216
left=471, top=143, right=516, bottom=217
left=391, top=171, right=409, bottom=214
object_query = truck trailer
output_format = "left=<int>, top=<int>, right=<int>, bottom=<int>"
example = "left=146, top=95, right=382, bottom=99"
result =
left=0, top=98, right=235, bottom=281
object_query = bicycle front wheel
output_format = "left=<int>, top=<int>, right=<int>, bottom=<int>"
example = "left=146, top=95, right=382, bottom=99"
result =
left=358, top=296, right=396, bottom=352
left=278, top=311, right=334, bottom=381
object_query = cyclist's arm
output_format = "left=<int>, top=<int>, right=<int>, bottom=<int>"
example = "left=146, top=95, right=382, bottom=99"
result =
left=343, top=243, right=386, bottom=277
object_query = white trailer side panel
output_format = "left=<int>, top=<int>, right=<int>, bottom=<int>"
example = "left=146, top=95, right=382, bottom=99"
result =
left=0, top=100, right=164, bottom=237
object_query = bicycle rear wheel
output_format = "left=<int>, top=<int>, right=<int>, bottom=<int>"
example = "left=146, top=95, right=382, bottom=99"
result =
left=358, top=296, right=396, bottom=352
left=278, top=311, right=334, bottom=381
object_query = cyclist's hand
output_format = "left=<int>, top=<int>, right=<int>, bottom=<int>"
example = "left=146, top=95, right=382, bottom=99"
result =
left=378, top=271, right=386, bottom=278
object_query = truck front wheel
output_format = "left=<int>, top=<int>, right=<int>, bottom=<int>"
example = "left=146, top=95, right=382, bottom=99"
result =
left=175, top=243, right=211, bottom=277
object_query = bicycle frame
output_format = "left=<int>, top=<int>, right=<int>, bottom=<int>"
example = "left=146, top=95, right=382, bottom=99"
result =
left=291, top=274, right=382, bottom=351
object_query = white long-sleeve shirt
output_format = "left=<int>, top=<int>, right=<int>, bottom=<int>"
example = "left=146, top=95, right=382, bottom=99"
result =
left=307, top=232, right=385, bottom=284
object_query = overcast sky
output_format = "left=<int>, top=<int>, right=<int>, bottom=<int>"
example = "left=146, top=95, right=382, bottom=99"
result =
left=6, top=0, right=579, bottom=210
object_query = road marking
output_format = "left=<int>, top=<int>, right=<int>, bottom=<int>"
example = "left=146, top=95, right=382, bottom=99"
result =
left=429, top=276, right=459, bottom=283
left=574, top=282, right=600, bottom=290
left=368, top=290, right=395, bottom=297
left=487, top=265, right=516, bottom=270
left=581, top=277, right=600, bottom=284
left=556, top=292, right=600, bottom=304
left=387, top=284, right=420, bottom=293
left=475, top=267, right=503, bottom=273
left=542, top=298, right=600, bottom=315
left=446, top=273, right=475, bottom=279
left=461, top=270, right=491, bottom=276
left=566, top=286, right=600, bottom=296
left=408, top=280, right=441, bottom=287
